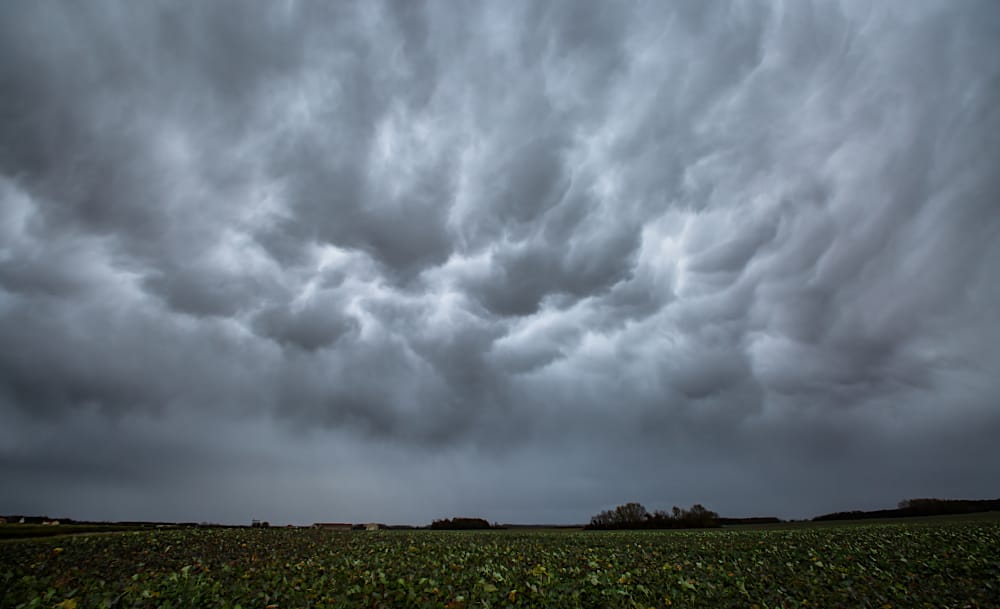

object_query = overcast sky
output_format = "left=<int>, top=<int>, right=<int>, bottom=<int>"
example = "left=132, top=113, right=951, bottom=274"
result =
left=1, top=1, right=998, bottom=526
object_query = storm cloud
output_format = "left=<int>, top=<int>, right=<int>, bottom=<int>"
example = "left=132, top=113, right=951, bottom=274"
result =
left=1, top=0, right=999, bottom=525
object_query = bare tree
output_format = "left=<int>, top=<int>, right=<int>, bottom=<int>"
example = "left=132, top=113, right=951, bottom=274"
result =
left=589, top=502, right=649, bottom=528
left=614, top=502, right=649, bottom=525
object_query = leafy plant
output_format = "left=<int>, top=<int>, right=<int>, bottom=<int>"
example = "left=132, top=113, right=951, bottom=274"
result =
left=1, top=520, right=997, bottom=608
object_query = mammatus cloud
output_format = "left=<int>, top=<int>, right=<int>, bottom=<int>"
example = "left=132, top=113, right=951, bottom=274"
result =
left=1, top=1, right=998, bottom=524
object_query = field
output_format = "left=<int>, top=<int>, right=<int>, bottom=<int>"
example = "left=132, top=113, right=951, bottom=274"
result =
left=0, top=525, right=143, bottom=541
left=1, top=520, right=998, bottom=608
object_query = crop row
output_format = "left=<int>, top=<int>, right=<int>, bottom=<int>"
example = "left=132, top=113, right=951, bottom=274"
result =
left=1, top=521, right=998, bottom=608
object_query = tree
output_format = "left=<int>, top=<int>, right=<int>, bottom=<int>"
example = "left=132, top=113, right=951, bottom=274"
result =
left=587, top=502, right=648, bottom=529
left=589, top=509, right=616, bottom=529
left=683, top=504, right=719, bottom=527
left=614, top=502, right=649, bottom=526
left=587, top=502, right=719, bottom=530
left=429, top=517, right=492, bottom=530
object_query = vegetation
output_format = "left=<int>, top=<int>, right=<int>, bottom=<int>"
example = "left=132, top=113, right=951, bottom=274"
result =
left=2, top=519, right=997, bottom=608
left=0, top=524, right=145, bottom=540
left=716, top=517, right=782, bottom=526
left=429, top=518, right=494, bottom=530
left=587, top=503, right=720, bottom=530
left=814, top=497, right=1000, bottom=522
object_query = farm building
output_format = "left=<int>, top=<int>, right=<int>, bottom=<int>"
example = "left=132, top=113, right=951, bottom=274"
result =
left=313, top=522, right=352, bottom=530
left=364, top=523, right=386, bottom=531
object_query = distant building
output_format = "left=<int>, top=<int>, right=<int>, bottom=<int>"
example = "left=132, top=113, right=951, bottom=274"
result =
left=364, top=523, right=385, bottom=531
left=0, top=517, right=7, bottom=524
left=313, top=522, right=352, bottom=530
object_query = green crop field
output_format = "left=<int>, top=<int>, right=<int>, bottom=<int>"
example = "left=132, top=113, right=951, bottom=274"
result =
left=2, top=520, right=998, bottom=608
left=0, top=525, right=144, bottom=541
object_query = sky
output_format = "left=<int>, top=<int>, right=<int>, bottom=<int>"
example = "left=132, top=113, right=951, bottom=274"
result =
left=1, top=1, right=999, bottom=526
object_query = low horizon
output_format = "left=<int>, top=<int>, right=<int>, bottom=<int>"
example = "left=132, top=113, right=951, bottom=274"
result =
left=7, top=495, right=1000, bottom=529
left=2, top=1, right=999, bottom=525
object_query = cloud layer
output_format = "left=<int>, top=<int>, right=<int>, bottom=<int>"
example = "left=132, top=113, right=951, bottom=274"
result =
left=2, top=0, right=999, bottom=524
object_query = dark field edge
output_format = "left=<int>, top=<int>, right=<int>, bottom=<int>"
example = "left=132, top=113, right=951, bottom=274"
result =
left=720, top=510, right=1000, bottom=530
left=3, top=511, right=1000, bottom=541
left=0, top=524, right=171, bottom=541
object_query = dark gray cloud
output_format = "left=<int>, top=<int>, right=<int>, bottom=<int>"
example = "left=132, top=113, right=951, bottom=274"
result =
left=1, top=0, right=999, bottom=524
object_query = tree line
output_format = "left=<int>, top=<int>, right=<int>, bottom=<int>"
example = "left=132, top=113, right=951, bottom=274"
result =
left=429, top=517, right=496, bottom=530
left=813, top=497, right=1000, bottom=522
left=585, top=502, right=720, bottom=530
